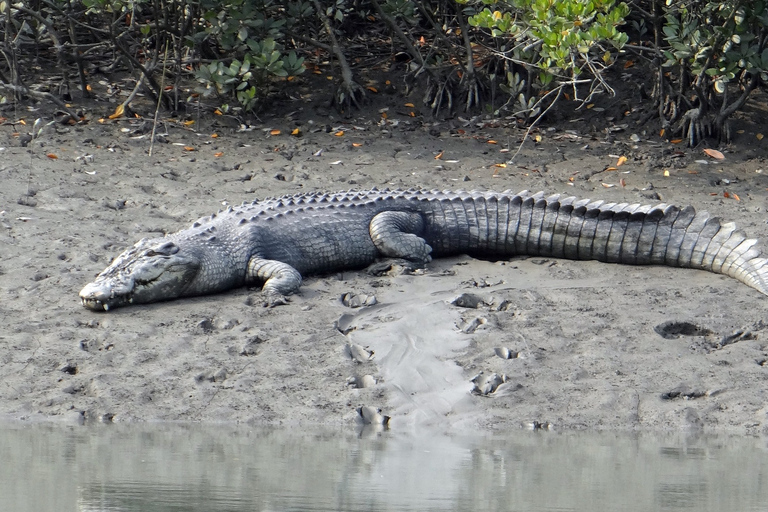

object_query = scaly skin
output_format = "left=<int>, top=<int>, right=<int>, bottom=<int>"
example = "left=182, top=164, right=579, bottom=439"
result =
left=79, top=189, right=768, bottom=311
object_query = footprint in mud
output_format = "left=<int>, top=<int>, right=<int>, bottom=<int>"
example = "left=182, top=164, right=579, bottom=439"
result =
left=653, top=321, right=715, bottom=339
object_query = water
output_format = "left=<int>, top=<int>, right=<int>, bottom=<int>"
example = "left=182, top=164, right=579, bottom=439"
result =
left=1, top=423, right=766, bottom=512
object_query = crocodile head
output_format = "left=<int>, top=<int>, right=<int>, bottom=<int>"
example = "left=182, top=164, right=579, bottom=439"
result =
left=79, top=238, right=200, bottom=311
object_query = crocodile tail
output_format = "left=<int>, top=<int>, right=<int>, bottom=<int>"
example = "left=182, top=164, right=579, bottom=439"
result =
left=512, top=193, right=768, bottom=296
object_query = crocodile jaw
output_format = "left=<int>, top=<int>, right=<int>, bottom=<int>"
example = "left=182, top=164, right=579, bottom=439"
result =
left=80, top=239, right=200, bottom=311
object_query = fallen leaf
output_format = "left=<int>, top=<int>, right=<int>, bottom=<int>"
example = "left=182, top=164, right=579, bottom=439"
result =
left=670, top=138, right=683, bottom=144
left=352, top=142, right=363, bottom=147
left=605, top=166, right=617, bottom=171
left=409, top=112, right=415, bottom=117
left=703, top=148, right=725, bottom=159
left=616, top=155, right=627, bottom=166
left=568, top=176, right=575, bottom=182
left=404, top=103, right=415, bottom=108
left=660, top=128, right=665, bottom=137
left=494, top=163, right=506, bottom=168
left=291, top=128, right=301, bottom=136
left=108, top=104, right=125, bottom=119
left=334, top=130, right=344, bottom=137
left=487, top=140, right=497, bottom=144
left=183, top=120, right=194, bottom=126
left=381, top=112, right=388, bottom=119
left=46, top=153, right=58, bottom=159
left=624, top=60, right=634, bottom=69
left=758, top=133, right=764, bottom=140
left=211, top=133, right=219, bottom=138
left=732, top=192, right=741, bottom=201
left=214, top=109, right=223, bottom=115
left=19, top=119, right=26, bottom=125
left=366, top=86, right=378, bottom=93
left=434, top=151, right=444, bottom=160
left=269, top=129, right=281, bottom=136
left=214, top=152, right=223, bottom=157
left=724, top=191, right=730, bottom=198
left=86, top=84, right=92, bottom=92
left=601, top=182, right=615, bottom=188
left=184, top=146, right=195, bottom=151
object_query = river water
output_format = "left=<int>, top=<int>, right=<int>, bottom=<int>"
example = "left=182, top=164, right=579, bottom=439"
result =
left=1, top=422, right=766, bottom=511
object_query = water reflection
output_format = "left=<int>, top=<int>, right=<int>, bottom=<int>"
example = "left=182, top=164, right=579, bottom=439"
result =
left=1, top=423, right=766, bottom=512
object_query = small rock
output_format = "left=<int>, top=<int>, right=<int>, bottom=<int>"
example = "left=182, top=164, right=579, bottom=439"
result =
left=471, top=372, right=506, bottom=396
left=451, top=293, right=485, bottom=309
left=494, top=347, right=519, bottom=359
left=347, top=375, right=377, bottom=388
left=341, top=292, right=377, bottom=308
left=344, top=343, right=374, bottom=363
left=357, top=405, right=390, bottom=426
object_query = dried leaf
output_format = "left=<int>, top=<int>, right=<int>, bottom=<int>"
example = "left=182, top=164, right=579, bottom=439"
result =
left=494, top=163, right=507, bottom=168
left=366, top=86, right=378, bottom=93
left=183, top=120, right=194, bottom=126
left=616, top=155, right=627, bottom=166
left=660, top=128, right=665, bottom=137
left=624, top=60, right=634, bottom=69
left=381, top=112, right=388, bottom=119
left=487, top=140, right=497, bottom=144
left=291, top=128, right=301, bottom=136
left=404, top=103, right=415, bottom=108
left=183, top=146, right=195, bottom=151
left=605, top=167, right=618, bottom=171
left=214, top=109, right=223, bottom=115
left=352, top=142, right=363, bottom=147
left=211, top=133, right=219, bottom=138
left=601, top=182, right=615, bottom=188
left=334, top=130, right=344, bottom=137
left=108, top=104, right=125, bottom=119
left=214, top=152, right=224, bottom=157
left=670, top=138, right=683, bottom=144
left=434, top=151, right=444, bottom=160
left=703, top=148, right=725, bottom=159
left=269, top=129, right=281, bottom=136
left=732, top=192, right=740, bottom=201
left=46, top=153, right=58, bottom=159
left=19, top=119, right=26, bottom=125
left=409, top=112, right=415, bottom=117
left=586, top=104, right=594, bottom=109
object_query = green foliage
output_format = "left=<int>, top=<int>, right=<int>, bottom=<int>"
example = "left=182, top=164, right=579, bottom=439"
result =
left=192, top=0, right=305, bottom=112
left=467, top=0, right=629, bottom=76
left=458, top=0, right=628, bottom=118
left=661, top=1, right=768, bottom=93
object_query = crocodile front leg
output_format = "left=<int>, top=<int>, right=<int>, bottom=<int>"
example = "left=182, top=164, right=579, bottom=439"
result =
left=369, top=211, right=432, bottom=264
left=247, top=258, right=303, bottom=306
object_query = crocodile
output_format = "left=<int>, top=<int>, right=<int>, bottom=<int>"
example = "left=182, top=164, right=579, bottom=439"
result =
left=79, top=188, right=768, bottom=311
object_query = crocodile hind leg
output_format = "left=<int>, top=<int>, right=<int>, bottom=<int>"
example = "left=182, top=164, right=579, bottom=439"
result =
left=369, top=211, right=432, bottom=264
left=247, top=258, right=302, bottom=306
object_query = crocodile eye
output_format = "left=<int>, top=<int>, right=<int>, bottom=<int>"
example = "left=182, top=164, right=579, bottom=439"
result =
left=145, top=242, right=179, bottom=257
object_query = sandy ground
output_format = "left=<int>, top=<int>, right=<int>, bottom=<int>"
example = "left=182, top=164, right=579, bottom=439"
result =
left=2, top=80, right=768, bottom=434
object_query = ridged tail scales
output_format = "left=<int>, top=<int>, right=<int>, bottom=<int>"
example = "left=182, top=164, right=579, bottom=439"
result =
left=444, top=191, right=768, bottom=296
